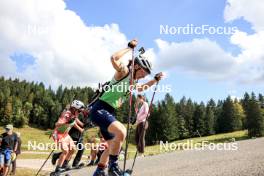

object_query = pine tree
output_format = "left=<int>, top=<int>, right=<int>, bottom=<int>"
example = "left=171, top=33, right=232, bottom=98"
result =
left=193, top=102, right=206, bottom=136
left=185, top=99, right=195, bottom=136
left=159, top=94, right=179, bottom=141
left=23, top=101, right=33, bottom=125
left=206, top=99, right=217, bottom=135
left=214, top=100, right=223, bottom=133
left=32, top=104, right=45, bottom=127
left=205, top=105, right=215, bottom=135
left=13, top=98, right=26, bottom=127
left=50, top=101, right=62, bottom=128
left=218, top=97, right=233, bottom=132
left=259, top=93, right=264, bottom=108
left=242, top=93, right=250, bottom=129
left=247, top=97, right=264, bottom=137
left=176, top=97, right=190, bottom=138
left=0, top=91, right=4, bottom=123
left=146, top=105, right=161, bottom=145
left=178, top=115, right=189, bottom=139
left=3, top=96, right=13, bottom=124
left=233, top=101, right=245, bottom=130
left=219, top=96, right=243, bottom=133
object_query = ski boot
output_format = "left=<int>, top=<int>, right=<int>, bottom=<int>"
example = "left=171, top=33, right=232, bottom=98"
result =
left=93, top=169, right=107, bottom=176
left=72, top=162, right=85, bottom=169
left=50, top=166, right=64, bottom=176
left=108, top=163, right=124, bottom=176
left=51, top=152, right=61, bottom=165
left=87, top=160, right=95, bottom=166
left=123, top=169, right=132, bottom=176
left=62, top=160, right=71, bottom=171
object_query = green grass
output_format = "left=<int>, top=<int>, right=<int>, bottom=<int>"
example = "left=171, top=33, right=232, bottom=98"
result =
left=15, top=168, right=48, bottom=176
left=0, top=126, right=249, bottom=160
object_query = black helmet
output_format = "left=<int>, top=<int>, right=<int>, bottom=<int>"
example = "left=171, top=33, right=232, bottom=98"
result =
left=134, top=57, right=152, bottom=74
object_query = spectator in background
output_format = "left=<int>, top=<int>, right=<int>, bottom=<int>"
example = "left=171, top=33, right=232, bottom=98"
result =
left=135, top=95, right=149, bottom=156
left=0, top=125, right=18, bottom=176
left=10, top=132, right=21, bottom=175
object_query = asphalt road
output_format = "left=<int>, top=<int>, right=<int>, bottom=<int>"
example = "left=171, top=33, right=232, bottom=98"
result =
left=63, top=137, right=264, bottom=176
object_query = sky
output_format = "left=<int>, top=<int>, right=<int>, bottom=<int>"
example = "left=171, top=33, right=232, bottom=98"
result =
left=0, top=0, right=264, bottom=103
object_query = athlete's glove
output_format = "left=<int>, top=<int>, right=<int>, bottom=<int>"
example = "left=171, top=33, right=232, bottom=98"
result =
left=128, top=39, right=138, bottom=49
left=154, top=72, right=163, bottom=81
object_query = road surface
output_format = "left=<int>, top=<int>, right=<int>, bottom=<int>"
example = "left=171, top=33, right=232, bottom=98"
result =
left=18, top=137, right=264, bottom=176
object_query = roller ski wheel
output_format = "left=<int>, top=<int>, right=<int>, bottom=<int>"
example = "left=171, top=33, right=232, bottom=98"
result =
left=72, top=163, right=85, bottom=169
left=124, top=169, right=133, bottom=175
left=50, top=171, right=60, bottom=176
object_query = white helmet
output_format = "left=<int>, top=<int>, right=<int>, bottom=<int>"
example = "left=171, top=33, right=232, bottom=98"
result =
left=71, top=100, right=85, bottom=110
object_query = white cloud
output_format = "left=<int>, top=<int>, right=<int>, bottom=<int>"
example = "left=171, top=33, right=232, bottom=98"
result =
left=224, top=0, right=264, bottom=84
left=154, top=38, right=237, bottom=80
left=0, top=0, right=129, bottom=88
left=224, top=0, right=264, bottom=32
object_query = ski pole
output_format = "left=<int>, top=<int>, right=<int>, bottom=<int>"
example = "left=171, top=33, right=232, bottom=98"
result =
left=36, top=150, right=54, bottom=176
left=123, top=47, right=136, bottom=172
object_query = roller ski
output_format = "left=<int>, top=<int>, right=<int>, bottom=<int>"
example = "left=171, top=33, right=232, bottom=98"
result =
left=92, top=162, right=131, bottom=176
left=72, top=162, right=86, bottom=169
left=108, top=164, right=132, bottom=176
left=108, top=163, right=124, bottom=176
left=50, top=167, right=69, bottom=176
left=50, top=161, right=72, bottom=176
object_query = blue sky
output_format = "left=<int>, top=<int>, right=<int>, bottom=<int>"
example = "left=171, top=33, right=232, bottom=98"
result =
left=1, top=0, right=264, bottom=103
left=65, top=0, right=252, bottom=48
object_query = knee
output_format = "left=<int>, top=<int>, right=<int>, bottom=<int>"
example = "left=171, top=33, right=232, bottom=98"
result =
left=115, top=127, right=127, bottom=141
